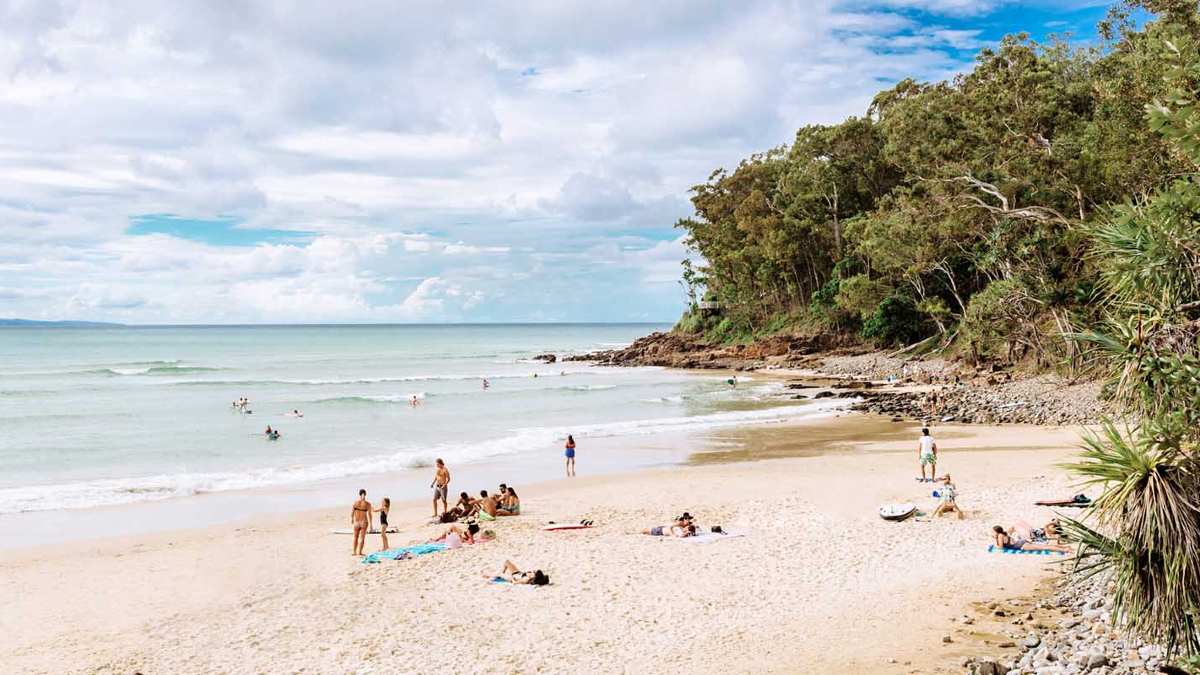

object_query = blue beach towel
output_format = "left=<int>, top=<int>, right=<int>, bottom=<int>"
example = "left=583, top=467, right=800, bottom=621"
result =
left=987, top=545, right=1065, bottom=556
left=361, top=542, right=446, bottom=564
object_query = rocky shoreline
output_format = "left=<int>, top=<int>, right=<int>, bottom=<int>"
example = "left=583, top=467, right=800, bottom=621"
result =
left=958, top=572, right=1182, bottom=675
left=567, top=332, right=1108, bottom=427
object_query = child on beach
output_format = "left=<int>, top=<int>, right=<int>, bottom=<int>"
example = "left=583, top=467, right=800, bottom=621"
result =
left=375, top=497, right=391, bottom=550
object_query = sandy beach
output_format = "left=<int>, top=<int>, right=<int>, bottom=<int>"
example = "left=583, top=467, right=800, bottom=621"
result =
left=0, top=415, right=1086, bottom=674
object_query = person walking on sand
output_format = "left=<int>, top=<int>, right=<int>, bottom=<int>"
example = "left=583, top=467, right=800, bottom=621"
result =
left=351, top=489, right=372, bottom=556
left=917, top=428, right=938, bottom=482
left=564, top=434, right=576, bottom=477
left=432, top=458, right=450, bottom=517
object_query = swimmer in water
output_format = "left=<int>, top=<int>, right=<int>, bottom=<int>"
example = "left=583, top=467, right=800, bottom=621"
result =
left=292, top=409, right=303, bottom=417
left=482, top=378, right=490, bottom=390
left=410, top=395, right=420, bottom=407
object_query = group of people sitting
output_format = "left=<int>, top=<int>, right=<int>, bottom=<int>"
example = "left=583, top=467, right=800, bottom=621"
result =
left=441, top=483, right=521, bottom=522
left=642, top=511, right=699, bottom=538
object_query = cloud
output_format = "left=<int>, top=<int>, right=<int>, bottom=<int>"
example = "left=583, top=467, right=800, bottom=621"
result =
left=0, top=0, right=1079, bottom=323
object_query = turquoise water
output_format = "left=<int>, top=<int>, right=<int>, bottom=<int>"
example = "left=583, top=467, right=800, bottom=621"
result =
left=0, top=324, right=829, bottom=515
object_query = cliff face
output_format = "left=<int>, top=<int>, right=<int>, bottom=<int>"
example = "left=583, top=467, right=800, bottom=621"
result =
left=566, top=331, right=853, bottom=370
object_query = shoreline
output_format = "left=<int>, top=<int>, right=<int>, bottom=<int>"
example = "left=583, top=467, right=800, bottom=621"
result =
left=0, top=413, right=1087, bottom=674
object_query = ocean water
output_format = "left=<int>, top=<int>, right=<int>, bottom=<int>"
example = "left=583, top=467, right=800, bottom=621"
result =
left=0, top=324, right=835, bottom=516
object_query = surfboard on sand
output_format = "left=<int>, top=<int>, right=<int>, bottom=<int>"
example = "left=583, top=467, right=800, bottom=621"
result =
left=542, top=523, right=593, bottom=531
left=879, top=503, right=916, bottom=522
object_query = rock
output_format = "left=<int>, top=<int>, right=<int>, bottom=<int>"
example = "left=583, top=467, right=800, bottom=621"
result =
left=942, top=635, right=953, bottom=643
left=532, top=353, right=557, bottom=363
left=994, top=608, right=1008, bottom=617
left=971, top=659, right=1005, bottom=675
left=1084, top=652, right=1107, bottom=670
left=998, top=642, right=1017, bottom=648
left=1023, top=634, right=1042, bottom=649
left=962, top=617, right=975, bottom=625
left=1120, top=659, right=1144, bottom=669
left=813, top=391, right=836, bottom=399
left=1137, top=645, right=1159, bottom=661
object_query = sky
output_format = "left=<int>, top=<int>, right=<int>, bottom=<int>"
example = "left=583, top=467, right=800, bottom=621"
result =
left=0, top=0, right=1114, bottom=324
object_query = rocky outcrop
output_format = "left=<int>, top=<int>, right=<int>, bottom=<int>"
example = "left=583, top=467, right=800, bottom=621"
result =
left=565, top=331, right=851, bottom=370
left=532, top=353, right=557, bottom=363
left=848, top=375, right=1106, bottom=426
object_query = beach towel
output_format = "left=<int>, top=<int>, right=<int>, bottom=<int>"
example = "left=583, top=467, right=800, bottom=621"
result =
left=361, top=542, right=446, bottom=564
left=986, top=545, right=1065, bottom=556
left=679, top=529, right=746, bottom=544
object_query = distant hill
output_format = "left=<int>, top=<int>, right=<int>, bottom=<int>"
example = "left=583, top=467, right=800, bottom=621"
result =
left=0, top=319, right=124, bottom=328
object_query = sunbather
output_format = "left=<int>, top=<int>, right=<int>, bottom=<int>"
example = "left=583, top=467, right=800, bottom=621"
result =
left=431, top=523, right=480, bottom=548
left=475, top=490, right=499, bottom=520
left=992, top=525, right=1071, bottom=553
left=487, top=559, right=550, bottom=585
left=642, top=523, right=695, bottom=537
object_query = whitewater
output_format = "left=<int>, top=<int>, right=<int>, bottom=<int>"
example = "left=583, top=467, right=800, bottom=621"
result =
left=0, top=324, right=842, bottom=515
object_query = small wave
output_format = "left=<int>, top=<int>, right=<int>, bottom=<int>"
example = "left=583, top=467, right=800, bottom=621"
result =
left=316, top=393, right=427, bottom=405
left=565, top=384, right=616, bottom=392
left=170, top=372, right=542, bottom=387
left=0, top=397, right=853, bottom=515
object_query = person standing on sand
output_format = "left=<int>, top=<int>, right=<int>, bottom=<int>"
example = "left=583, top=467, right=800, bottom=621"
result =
left=351, top=489, right=372, bottom=556
left=432, top=458, right=450, bottom=517
left=917, top=428, right=938, bottom=482
left=564, top=434, right=576, bottom=477
left=375, top=497, right=391, bottom=550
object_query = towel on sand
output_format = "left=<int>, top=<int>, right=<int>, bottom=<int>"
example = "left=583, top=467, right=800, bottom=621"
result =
left=986, top=545, right=1065, bottom=556
left=362, top=543, right=446, bottom=564
left=679, top=529, right=746, bottom=544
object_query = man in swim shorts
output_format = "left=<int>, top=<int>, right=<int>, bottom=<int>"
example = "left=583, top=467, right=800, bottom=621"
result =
left=432, top=458, right=450, bottom=517
left=917, top=428, right=938, bottom=482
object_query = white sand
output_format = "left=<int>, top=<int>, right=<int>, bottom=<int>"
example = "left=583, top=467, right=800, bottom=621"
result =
left=0, top=420, right=1086, bottom=674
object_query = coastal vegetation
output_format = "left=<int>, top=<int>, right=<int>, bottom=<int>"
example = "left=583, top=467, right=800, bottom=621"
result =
left=674, top=0, right=1200, bottom=373
left=675, top=0, right=1200, bottom=663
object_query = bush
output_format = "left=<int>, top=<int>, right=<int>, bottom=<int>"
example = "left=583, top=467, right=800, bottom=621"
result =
left=860, top=295, right=929, bottom=346
left=835, top=274, right=892, bottom=320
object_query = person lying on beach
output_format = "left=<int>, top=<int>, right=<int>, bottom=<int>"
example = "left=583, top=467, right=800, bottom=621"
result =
left=497, top=487, right=520, bottom=516
left=932, top=474, right=963, bottom=520
left=475, top=490, right=499, bottom=520
left=674, top=512, right=694, bottom=528
left=992, top=525, right=1071, bottom=553
left=432, top=523, right=480, bottom=548
left=486, top=560, right=550, bottom=585
left=642, top=523, right=696, bottom=537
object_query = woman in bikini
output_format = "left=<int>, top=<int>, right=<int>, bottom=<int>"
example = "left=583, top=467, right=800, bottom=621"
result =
left=351, top=489, right=372, bottom=556
left=497, top=487, right=521, bottom=516
left=488, top=559, right=550, bottom=585
left=374, top=497, right=391, bottom=551
left=992, top=525, right=1071, bottom=553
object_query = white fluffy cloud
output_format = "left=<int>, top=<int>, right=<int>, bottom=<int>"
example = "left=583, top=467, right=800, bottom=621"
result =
left=0, top=0, right=1050, bottom=323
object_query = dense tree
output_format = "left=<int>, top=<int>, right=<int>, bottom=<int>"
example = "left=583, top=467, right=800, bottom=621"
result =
left=676, top=1, right=1198, bottom=360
